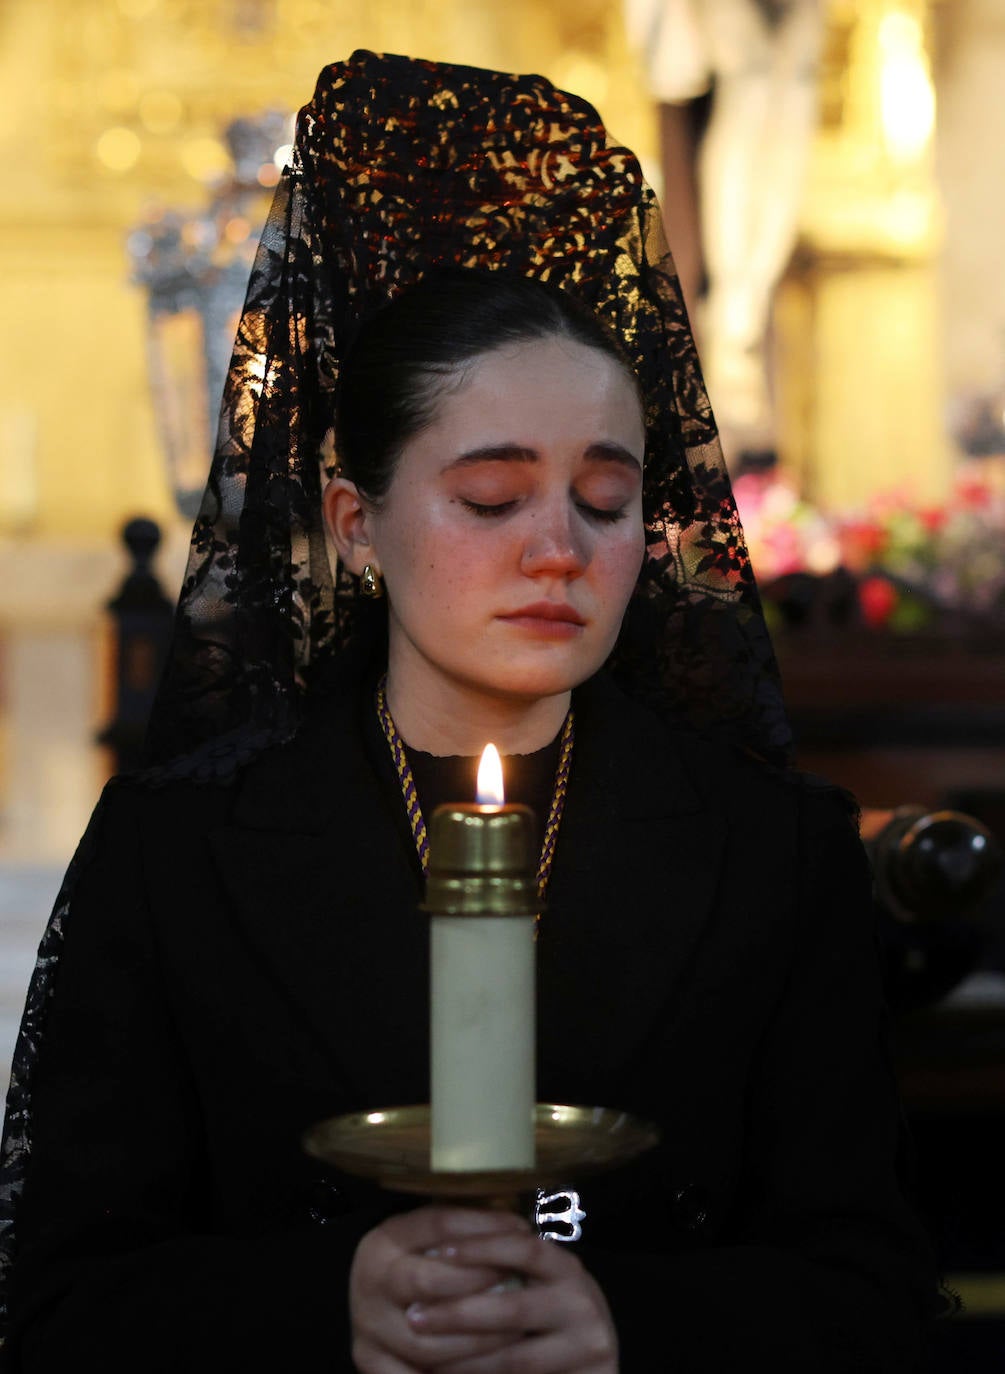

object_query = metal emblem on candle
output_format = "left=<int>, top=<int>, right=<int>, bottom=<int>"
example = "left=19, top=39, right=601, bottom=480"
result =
left=425, top=745, right=539, bottom=1172
left=535, top=1187, right=587, bottom=1243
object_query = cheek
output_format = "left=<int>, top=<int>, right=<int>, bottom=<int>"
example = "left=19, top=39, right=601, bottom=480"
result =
left=599, top=526, right=646, bottom=596
left=392, top=520, right=492, bottom=617
left=380, top=505, right=446, bottom=588
left=429, top=518, right=505, bottom=576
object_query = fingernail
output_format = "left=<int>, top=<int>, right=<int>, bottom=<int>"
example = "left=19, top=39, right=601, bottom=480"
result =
left=489, top=1278, right=523, bottom=1293
left=406, top=1302, right=428, bottom=1326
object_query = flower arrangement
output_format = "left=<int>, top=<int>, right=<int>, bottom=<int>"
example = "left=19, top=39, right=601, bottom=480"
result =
left=732, top=468, right=1005, bottom=632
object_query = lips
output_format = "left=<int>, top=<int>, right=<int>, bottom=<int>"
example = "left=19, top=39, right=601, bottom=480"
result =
left=500, top=602, right=586, bottom=626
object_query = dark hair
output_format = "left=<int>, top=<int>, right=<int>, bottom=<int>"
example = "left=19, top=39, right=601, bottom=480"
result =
left=333, top=269, right=640, bottom=501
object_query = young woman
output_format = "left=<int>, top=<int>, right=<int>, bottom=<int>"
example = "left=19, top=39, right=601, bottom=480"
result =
left=0, top=53, right=936, bottom=1373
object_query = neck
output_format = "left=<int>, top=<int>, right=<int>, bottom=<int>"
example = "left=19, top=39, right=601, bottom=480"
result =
left=384, top=671, right=570, bottom=756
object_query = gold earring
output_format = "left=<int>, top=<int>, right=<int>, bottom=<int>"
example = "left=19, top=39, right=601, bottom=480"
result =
left=360, top=563, right=385, bottom=599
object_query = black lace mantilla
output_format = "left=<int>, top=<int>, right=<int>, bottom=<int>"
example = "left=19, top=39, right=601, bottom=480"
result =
left=143, top=49, right=791, bottom=769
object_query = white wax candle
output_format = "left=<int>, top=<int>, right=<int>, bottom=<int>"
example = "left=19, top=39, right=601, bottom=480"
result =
left=430, top=913, right=536, bottom=1171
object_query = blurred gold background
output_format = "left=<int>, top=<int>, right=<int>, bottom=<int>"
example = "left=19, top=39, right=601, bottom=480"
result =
left=0, top=0, right=657, bottom=541
left=0, top=0, right=969, bottom=542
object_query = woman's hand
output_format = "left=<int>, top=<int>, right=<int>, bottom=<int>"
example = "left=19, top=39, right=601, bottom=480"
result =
left=349, top=1205, right=531, bottom=1374
left=405, top=1223, right=619, bottom=1374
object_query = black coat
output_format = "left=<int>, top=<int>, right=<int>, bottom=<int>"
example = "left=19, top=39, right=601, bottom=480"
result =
left=8, top=671, right=935, bottom=1371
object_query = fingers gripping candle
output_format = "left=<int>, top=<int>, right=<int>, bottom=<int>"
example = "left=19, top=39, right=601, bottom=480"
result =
left=424, top=745, right=537, bottom=1172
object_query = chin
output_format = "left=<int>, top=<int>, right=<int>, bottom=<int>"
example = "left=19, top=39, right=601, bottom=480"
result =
left=476, top=657, right=604, bottom=703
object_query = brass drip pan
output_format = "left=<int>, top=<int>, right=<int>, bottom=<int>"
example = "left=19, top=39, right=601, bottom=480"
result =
left=303, top=1103, right=659, bottom=1198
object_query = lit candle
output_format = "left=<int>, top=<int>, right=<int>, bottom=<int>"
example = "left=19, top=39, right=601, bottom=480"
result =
left=425, top=745, right=537, bottom=1172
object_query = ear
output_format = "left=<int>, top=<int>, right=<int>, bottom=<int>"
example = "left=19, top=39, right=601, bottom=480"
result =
left=322, top=477, right=379, bottom=577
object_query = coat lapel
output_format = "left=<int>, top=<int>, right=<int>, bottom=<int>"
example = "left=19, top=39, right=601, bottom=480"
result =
left=207, top=684, right=431, bottom=1108
left=537, top=676, right=727, bottom=1100
left=206, top=669, right=727, bottom=1113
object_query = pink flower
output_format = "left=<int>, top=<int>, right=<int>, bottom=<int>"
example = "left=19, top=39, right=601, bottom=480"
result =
left=731, top=473, right=769, bottom=518
left=763, top=525, right=805, bottom=577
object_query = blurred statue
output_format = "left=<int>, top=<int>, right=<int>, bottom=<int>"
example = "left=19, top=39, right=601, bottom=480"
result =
left=625, top=0, right=825, bottom=457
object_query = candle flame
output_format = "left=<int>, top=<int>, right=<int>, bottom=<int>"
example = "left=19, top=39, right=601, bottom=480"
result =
left=476, top=744, right=504, bottom=805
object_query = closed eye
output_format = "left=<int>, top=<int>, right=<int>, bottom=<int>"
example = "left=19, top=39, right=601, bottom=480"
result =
left=460, top=497, right=629, bottom=523
left=578, top=503, right=628, bottom=524
left=459, top=498, right=519, bottom=518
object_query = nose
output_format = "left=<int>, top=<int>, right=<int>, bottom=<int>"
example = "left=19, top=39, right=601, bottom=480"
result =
left=519, top=498, right=588, bottom=579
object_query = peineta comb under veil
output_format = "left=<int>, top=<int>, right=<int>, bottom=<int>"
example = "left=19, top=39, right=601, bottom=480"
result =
left=0, top=50, right=791, bottom=1344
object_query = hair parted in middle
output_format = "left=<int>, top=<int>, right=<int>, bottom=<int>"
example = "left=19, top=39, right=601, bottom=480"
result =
left=333, top=269, right=642, bottom=502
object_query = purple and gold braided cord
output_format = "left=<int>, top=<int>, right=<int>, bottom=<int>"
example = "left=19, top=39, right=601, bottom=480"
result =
left=376, top=676, right=430, bottom=874
left=375, top=675, right=574, bottom=908
left=536, top=710, right=574, bottom=901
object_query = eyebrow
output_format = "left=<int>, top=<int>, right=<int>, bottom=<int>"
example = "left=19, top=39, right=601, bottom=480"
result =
left=444, top=442, right=642, bottom=473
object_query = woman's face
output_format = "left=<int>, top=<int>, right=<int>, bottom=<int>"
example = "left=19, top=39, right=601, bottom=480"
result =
left=332, top=334, right=646, bottom=717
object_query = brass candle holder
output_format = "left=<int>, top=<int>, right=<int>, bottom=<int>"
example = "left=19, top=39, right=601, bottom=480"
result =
left=303, top=1102, right=659, bottom=1205
left=305, top=763, right=659, bottom=1211
left=422, top=802, right=540, bottom=916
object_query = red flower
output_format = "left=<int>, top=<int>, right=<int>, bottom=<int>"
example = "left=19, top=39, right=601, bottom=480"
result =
left=954, top=478, right=992, bottom=510
left=859, top=575, right=898, bottom=628
left=839, top=520, right=887, bottom=570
